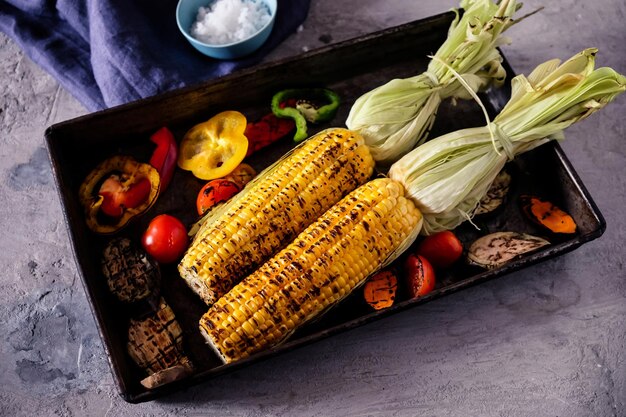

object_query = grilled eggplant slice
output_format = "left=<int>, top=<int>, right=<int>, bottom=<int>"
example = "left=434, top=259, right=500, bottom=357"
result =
left=467, top=231, right=550, bottom=269
left=127, top=298, right=193, bottom=381
left=473, top=169, right=512, bottom=216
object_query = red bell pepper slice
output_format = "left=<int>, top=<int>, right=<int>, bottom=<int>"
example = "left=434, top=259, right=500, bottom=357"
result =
left=149, top=127, right=178, bottom=191
left=244, top=99, right=297, bottom=157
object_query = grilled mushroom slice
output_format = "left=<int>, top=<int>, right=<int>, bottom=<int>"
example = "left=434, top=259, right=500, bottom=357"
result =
left=467, top=231, right=550, bottom=269
left=101, top=238, right=160, bottom=304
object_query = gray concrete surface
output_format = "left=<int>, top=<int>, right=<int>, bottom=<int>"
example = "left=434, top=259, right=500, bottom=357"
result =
left=1, top=0, right=625, bottom=415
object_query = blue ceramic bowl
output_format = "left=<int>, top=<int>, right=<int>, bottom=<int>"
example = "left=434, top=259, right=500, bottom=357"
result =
left=176, top=0, right=277, bottom=60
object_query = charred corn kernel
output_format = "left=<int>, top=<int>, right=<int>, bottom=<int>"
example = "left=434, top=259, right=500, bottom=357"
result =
left=179, top=128, right=375, bottom=305
left=200, top=178, right=423, bottom=363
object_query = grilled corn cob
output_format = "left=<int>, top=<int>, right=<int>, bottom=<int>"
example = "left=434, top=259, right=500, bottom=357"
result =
left=179, top=128, right=375, bottom=306
left=200, top=178, right=423, bottom=363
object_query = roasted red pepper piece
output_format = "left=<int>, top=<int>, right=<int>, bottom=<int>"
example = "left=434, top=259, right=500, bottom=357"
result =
left=244, top=114, right=294, bottom=156
left=245, top=112, right=295, bottom=157
left=149, top=127, right=178, bottom=191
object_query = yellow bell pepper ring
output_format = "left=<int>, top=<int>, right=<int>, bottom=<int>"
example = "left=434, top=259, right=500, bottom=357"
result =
left=177, top=111, right=249, bottom=181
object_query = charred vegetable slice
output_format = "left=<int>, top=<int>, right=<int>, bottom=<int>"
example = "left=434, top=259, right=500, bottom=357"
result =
left=127, top=298, right=193, bottom=377
left=244, top=112, right=294, bottom=157
left=467, top=232, right=550, bottom=269
left=101, top=238, right=160, bottom=304
left=79, top=156, right=160, bottom=234
left=520, top=195, right=577, bottom=234
left=363, top=270, right=398, bottom=310
left=473, top=169, right=512, bottom=216
left=140, top=364, right=193, bottom=389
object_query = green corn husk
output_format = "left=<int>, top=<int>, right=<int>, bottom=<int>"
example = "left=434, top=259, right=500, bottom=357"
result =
left=388, top=48, right=626, bottom=235
left=346, top=0, right=520, bottom=164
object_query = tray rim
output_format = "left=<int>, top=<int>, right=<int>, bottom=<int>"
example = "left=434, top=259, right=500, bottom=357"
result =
left=44, top=11, right=606, bottom=403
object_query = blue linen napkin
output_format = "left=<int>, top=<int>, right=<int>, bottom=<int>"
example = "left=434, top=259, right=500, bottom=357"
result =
left=0, top=0, right=310, bottom=111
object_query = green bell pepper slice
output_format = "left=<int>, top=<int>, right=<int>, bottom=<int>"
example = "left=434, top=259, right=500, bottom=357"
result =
left=271, top=88, right=340, bottom=143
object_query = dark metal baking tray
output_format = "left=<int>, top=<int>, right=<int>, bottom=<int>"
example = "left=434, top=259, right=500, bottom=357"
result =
left=44, top=11, right=605, bottom=403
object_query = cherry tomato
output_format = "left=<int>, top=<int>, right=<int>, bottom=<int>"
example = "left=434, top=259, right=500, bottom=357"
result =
left=141, top=214, right=188, bottom=264
left=196, top=179, right=241, bottom=216
left=99, top=175, right=152, bottom=218
left=404, top=254, right=436, bottom=298
left=416, top=230, right=463, bottom=269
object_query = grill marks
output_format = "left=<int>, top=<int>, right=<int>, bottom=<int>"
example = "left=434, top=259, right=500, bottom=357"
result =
left=127, top=299, right=192, bottom=374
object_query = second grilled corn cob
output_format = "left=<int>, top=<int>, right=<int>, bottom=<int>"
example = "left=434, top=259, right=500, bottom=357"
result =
left=179, top=128, right=375, bottom=306
left=200, top=178, right=423, bottom=363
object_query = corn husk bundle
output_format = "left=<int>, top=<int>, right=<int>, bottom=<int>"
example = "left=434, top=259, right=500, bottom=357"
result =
left=389, top=48, right=626, bottom=234
left=346, top=0, right=520, bottom=164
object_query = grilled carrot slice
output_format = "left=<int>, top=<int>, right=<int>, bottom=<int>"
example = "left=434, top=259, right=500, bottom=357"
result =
left=520, top=195, right=577, bottom=234
left=363, top=270, right=398, bottom=310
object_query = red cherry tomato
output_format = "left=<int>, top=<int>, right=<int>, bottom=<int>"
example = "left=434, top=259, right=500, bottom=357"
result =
left=141, top=214, right=188, bottom=264
left=196, top=179, right=241, bottom=216
left=404, top=254, right=436, bottom=298
left=416, top=230, right=463, bottom=269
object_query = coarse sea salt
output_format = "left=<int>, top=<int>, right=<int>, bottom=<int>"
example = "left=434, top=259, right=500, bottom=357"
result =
left=190, top=0, right=271, bottom=45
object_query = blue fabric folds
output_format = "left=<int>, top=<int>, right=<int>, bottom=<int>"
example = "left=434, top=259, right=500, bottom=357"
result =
left=0, top=0, right=310, bottom=111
